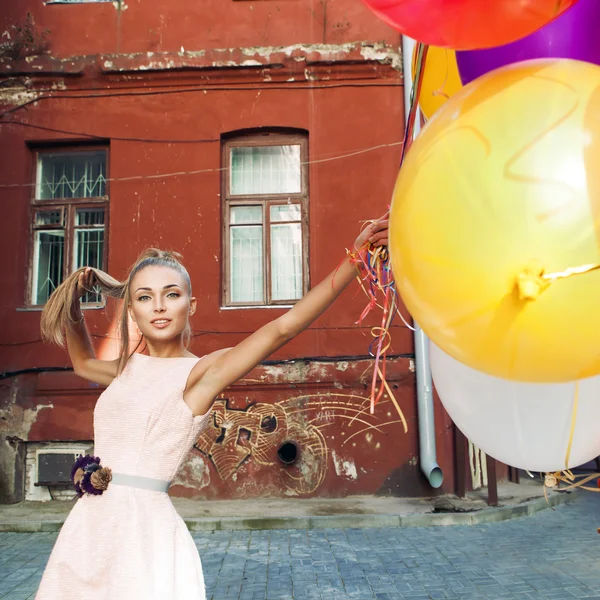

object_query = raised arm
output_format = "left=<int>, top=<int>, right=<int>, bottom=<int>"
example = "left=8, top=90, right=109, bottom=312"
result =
left=184, top=216, right=389, bottom=416
left=66, top=269, right=118, bottom=386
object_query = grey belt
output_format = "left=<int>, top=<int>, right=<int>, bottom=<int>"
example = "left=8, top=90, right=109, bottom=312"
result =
left=111, top=473, right=171, bottom=493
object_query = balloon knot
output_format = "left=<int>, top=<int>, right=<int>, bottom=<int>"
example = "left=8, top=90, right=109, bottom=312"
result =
left=516, top=260, right=550, bottom=301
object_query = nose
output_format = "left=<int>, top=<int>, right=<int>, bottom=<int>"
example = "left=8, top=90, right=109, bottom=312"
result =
left=153, top=298, right=166, bottom=313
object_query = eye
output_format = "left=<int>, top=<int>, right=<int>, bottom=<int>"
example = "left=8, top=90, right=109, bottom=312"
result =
left=167, top=292, right=181, bottom=299
left=137, top=295, right=151, bottom=302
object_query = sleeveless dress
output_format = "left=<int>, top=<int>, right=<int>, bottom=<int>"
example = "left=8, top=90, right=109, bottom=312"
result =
left=36, top=353, right=212, bottom=600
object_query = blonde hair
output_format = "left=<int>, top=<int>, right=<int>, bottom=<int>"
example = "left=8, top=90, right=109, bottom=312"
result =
left=40, top=249, right=193, bottom=372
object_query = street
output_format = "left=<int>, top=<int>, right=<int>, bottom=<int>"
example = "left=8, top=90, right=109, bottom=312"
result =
left=1, top=495, right=599, bottom=600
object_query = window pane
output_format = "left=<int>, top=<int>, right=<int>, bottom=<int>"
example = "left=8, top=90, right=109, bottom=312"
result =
left=270, top=204, right=301, bottom=222
left=35, top=210, right=64, bottom=226
left=37, top=151, right=106, bottom=200
left=74, top=211, right=105, bottom=303
left=230, top=205, right=262, bottom=225
left=76, top=208, right=105, bottom=226
left=230, top=145, right=301, bottom=196
left=230, top=226, right=264, bottom=303
left=33, top=231, right=65, bottom=305
left=270, top=223, right=302, bottom=301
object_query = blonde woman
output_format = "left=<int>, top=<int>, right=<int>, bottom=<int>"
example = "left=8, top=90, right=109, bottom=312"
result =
left=35, top=215, right=389, bottom=600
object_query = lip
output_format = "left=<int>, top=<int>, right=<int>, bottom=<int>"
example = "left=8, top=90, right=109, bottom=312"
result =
left=150, top=318, right=171, bottom=329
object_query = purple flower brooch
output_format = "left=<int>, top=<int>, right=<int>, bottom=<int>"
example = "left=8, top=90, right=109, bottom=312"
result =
left=71, top=455, right=112, bottom=498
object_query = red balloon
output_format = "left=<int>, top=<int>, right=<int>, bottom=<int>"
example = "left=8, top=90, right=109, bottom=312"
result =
left=361, top=0, right=580, bottom=50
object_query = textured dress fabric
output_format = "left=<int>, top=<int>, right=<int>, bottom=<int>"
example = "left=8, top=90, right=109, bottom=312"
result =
left=36, top=354, right=211, bottom=600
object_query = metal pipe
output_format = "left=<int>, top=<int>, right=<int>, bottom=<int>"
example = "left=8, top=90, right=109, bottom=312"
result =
left=400, top=36, right=444, bottom=489
left=414, top=323, right=444, bottom=488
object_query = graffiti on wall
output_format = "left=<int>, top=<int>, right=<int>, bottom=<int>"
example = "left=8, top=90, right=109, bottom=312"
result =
left=194, top=393, right=405, bottom=494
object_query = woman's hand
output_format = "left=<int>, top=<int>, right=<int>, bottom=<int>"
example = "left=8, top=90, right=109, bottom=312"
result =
left=70, top=268, right=96, bottom=321
left=352, top=213, right=389, bottom=251
left=75, top=268, right=96, bottom=300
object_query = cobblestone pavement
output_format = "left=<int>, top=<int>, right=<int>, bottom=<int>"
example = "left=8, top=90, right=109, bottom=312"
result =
left=1, top=495, right=599, bottom=600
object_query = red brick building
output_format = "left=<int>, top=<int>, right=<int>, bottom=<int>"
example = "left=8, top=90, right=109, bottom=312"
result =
left=0, top=0, right=459, bottom=503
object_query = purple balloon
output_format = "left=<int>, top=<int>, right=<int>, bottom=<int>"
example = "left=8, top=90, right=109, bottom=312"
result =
left=456, top=0, right=600, bottom=85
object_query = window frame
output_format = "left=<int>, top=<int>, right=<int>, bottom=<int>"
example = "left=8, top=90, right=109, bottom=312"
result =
left=27, top=145, right=110, bottom=309
left=221, top=132, right=309, bottom=308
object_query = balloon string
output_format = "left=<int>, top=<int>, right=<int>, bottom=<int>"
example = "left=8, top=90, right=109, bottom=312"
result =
left=564, top=381, right=579, bottom=470
left=432, top=49, right=452, bottom=101
left=543, top=263, right=600, bottom=281
left=517, top=262, right=600, bottom=301
left=401, top=42, right=429, bottom=166
left=543, top=383, right=600, bottom=512
left=346, top=240, right=408, bottom=427
left=544, top=471, right=600, bottom=496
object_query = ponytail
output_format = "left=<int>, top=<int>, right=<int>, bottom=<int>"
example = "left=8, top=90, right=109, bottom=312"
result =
left=40, top=268, right=125, bottom=347
left=40, top=248, right=192, bottom=373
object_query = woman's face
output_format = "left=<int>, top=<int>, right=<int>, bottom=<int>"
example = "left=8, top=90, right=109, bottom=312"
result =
left=128, top=265, right=195, bottom=342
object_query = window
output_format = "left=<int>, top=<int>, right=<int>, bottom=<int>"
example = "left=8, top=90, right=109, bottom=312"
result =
left=29, top=148, right=108, bottom=306
left=222, top=133, right=309, bottom=307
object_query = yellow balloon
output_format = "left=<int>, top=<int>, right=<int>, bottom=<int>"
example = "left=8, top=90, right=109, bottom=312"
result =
left=412, top=46, right=462, bottom=120
left=390, top=59, right=600, bottom=383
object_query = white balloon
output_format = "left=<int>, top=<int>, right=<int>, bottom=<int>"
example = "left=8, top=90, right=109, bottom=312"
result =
left=430, top=342, right=600, bottom=472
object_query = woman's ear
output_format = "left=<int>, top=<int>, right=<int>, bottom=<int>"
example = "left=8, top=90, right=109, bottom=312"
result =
left=189, top=297, right=197, bottom=317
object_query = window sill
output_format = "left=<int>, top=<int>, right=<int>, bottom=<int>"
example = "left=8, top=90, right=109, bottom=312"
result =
left=220, top=305, right=294, bottom=311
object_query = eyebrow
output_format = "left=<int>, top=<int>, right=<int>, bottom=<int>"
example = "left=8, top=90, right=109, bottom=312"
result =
left=134, top=284, right=182, bottom=293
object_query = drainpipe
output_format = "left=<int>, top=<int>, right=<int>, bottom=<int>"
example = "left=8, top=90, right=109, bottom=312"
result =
left=400, top=36, right=443, bottom=489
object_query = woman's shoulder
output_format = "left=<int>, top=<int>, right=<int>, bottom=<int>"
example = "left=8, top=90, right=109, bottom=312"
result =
left=184, top=348, right=233, bottom=387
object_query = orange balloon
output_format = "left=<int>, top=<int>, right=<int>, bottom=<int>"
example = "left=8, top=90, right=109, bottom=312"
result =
left=411, top=46, right=462, bottom=120
left=362, top=0, right=578, bottom=50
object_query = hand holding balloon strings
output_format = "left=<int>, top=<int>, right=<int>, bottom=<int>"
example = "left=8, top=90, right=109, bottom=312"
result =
left=344, top=44, right=429, bottom=418
left=348, top=216, right=403, bottom=423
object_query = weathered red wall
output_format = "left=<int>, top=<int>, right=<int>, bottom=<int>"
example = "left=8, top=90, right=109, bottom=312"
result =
left=0, top=0, right=399, bottom=57
left=0, top=0, right=465, bottom=501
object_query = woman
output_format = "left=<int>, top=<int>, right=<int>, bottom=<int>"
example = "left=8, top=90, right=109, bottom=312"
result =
left=35, top=215, right=389, bottom=599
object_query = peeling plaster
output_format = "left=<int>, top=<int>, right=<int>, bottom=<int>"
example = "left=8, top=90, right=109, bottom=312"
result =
left=242, top=42, right=402, bottom=71
left=0, top=88, right=42, bottom=106
left=0, top=399, right=54, bottom=441
left=359, top=45, right=403, bottom=71
left=173, top=453, right=211, bottom=491
left=331, top=450, right=358, bottom=481
left=96, top=42, right=401, bottom=75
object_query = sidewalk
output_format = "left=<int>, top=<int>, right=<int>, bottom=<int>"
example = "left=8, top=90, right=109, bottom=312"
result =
left=0, top=478, right=573, bottom=533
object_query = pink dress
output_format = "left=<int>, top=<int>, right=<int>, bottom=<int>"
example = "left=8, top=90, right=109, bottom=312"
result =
left=36, top=353, right=211, bottom=600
